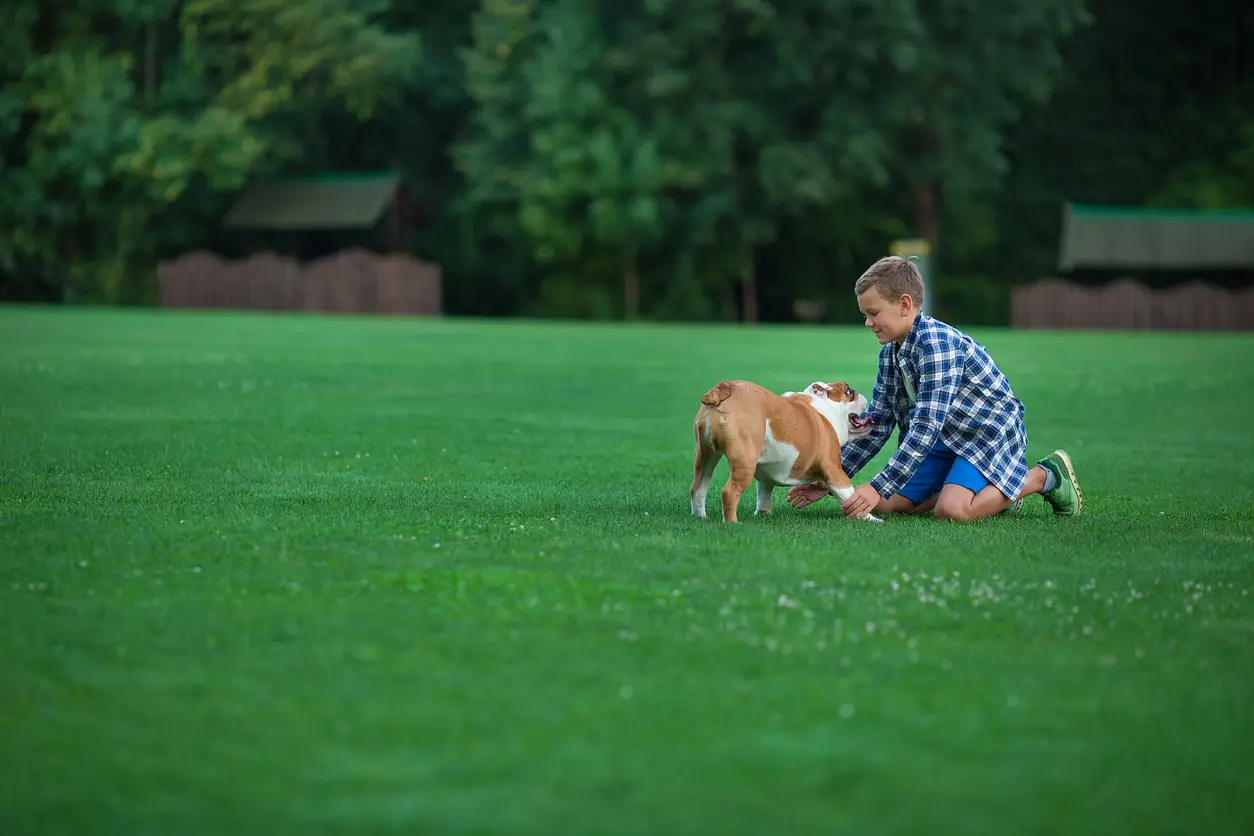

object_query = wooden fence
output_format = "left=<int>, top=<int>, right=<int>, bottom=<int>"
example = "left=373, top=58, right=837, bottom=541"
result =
left=158, top=249, right=442, bottom=316
left=1011, top=278, right=1254, bottom=330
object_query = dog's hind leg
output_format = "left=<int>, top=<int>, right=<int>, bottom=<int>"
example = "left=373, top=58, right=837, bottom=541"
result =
left=690, top=437, right=721, bottom=519
left=720, top=457, right=755, bottom=523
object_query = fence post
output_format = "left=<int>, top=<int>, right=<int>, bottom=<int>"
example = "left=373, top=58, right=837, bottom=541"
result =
left=891, top=238, right=932, bottom=317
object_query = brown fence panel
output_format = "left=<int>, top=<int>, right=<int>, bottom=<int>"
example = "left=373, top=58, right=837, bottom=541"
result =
left=1012, top=278, right=1254, bottom=330
left=157, top=250, right=442, bottom=316
left=158, top=251, right=223, bottom=309
left=232, top=252, right=301, bottom=310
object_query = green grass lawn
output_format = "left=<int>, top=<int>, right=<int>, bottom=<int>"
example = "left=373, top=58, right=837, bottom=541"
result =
left=2, top=306, right=1252, bottom=836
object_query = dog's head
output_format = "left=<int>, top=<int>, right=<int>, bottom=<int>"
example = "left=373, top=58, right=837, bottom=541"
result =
left=804, top=381, right=873, bottom=439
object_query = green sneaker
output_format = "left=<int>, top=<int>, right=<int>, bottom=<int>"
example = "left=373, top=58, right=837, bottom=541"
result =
left=1037, top=450, right=1082, bottom=516
left=998, top=497, right=1023, bottom=516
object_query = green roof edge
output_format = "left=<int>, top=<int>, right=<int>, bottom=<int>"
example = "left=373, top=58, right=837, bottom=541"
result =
left=1068, top=202, right=1254, bottom=221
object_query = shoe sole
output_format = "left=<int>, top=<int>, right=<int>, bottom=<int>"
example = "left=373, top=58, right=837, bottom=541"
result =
left=1048, top=450, right=1083, bottom=516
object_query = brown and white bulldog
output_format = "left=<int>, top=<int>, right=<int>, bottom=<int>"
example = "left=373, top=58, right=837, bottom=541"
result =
left=689, top=379, right=879, bottom=523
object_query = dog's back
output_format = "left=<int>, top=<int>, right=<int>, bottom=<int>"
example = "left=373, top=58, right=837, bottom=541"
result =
left=693, top=380, right=773, bottom=451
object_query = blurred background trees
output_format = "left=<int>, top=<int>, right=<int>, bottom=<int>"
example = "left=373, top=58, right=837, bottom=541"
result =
left=2, top=0, right=1250, bottom=324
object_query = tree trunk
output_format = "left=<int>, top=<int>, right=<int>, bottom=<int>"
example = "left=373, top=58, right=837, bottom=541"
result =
left=741, top=248, right=758, bottom=325
left=910, top=124, right=943, bottom=261
left=910, top=178, right=942, bottom=263
left=145, top=23, right=157, bottom=103
left=624, top=248, right=639, bottom=320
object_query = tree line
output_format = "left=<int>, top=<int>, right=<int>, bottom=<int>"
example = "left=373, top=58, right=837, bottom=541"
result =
left=2, top=0, right=1250, bottom=324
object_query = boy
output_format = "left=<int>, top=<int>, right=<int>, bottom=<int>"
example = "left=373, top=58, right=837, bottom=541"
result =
left=787, top=256, right=1082, bottom=522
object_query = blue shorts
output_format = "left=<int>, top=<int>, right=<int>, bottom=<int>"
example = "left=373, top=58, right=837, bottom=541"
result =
left=896, top=438, right=992, bottom=505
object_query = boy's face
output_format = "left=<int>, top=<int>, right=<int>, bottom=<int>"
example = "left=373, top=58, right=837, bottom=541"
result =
left=857, top=286, right=917, bottom=346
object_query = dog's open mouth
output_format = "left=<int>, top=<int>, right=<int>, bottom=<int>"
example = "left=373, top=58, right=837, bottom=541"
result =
left=849, top=414, right=874, bottom=432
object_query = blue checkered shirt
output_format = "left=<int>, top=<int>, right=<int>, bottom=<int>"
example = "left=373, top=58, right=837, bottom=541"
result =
left=840, top=315, right=1030, bottom=501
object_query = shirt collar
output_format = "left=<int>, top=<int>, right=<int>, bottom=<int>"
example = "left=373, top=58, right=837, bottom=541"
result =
left=897, top=313, right=927, bottom=357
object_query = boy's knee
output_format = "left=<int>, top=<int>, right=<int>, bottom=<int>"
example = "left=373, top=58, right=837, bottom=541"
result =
left=933, top=498, right=975, bottom=523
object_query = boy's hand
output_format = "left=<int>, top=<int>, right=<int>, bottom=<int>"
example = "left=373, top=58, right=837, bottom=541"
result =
left=787, top=481, right=830, bottom=509
left=841, top=483, right=881, bottom=519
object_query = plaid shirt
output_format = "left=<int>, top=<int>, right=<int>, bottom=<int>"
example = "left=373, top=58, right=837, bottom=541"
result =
left=841, top=315, right=1030, bottom=501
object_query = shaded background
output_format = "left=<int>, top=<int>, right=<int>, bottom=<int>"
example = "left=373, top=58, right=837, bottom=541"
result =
left=2, top=0, right=1251, bottom=326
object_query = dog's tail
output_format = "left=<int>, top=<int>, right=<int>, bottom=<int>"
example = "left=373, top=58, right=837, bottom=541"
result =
left=700, top=380, right=736, bottom=407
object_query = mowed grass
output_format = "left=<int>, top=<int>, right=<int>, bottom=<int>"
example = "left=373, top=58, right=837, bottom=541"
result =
left=1, top=306, right=1252, bottom=836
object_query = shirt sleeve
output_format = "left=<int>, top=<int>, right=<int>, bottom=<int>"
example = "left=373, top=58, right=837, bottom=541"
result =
left=838, top=357, right=897, bottom=478
left=868, top=329, right=964, bottom=498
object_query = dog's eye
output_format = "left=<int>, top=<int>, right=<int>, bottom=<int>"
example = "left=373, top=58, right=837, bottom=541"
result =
left=845, top=388, right=853, bottom=398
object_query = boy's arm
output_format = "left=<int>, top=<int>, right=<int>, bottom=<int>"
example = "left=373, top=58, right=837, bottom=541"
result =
left=868, top=330, right=963, bottom=498
left=839, top=354, right=897, bottom=478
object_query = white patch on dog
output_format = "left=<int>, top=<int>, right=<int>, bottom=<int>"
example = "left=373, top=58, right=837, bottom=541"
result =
left=831, top=484, right=883, bottom=523
left=790, top=390, right=870, bottom=446
left=756, top=420, right=804, bottom=487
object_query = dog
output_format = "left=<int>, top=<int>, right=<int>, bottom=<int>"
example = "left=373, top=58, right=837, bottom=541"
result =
left=689, top=379, right=879, bottom=523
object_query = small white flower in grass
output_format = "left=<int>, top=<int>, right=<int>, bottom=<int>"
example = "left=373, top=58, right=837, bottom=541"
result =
left=865, top=621, right=876, bottom=634
left=778, top=594, right=797, bottom=609
left=838, top=703, right=855, bottom=719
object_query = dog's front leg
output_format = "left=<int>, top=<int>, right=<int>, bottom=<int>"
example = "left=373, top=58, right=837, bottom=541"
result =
left=829, top=484, right=883, bottom=523
left=753, top=479, right=774, bottom=516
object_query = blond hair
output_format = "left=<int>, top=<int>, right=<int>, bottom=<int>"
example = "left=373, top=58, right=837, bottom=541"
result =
left=854, top=256, right=925, bottom=309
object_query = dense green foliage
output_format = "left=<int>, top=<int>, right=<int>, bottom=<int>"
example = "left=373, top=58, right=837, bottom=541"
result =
left=2, top=0, right=1251, bottom=321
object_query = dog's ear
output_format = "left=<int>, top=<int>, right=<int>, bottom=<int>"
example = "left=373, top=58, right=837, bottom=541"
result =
left=804, top=381, right=832, bottom=399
